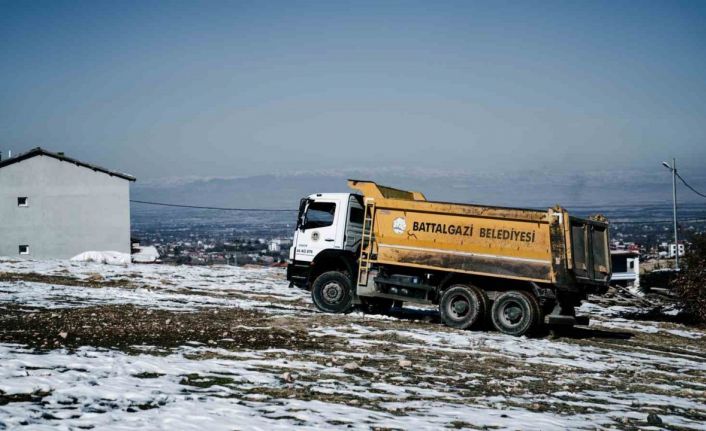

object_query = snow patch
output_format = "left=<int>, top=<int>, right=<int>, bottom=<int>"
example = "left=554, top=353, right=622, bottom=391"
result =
left=131, top=246, right=160, bottom=263
left=70, top=251, right=132, bottom=266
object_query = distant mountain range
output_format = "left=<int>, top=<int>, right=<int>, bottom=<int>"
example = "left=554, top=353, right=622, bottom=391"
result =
left=131, top=168, right=706, bottom=212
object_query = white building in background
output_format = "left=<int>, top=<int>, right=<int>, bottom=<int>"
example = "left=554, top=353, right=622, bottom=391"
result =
left=668, top=243, right=685, bottom=258
left=268, top=240, right=281, bottom=252
left=0, top=148, right=136, bottom=259
left=268, top=238, right=292, bottom=253
left=610, top=250, right=640, bottom=288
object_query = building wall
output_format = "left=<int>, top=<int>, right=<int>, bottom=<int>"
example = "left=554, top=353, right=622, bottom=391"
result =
left=0, top=155, right=131, bottom=259
left=668, top=243, right=685, bottom=258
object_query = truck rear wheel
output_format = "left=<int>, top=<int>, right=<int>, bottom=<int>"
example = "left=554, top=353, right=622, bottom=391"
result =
left=440, top=284, right=487, bottom=329
left=491, top=290, right=540, bottom=336
left=311, top=271, right=353, bottom=314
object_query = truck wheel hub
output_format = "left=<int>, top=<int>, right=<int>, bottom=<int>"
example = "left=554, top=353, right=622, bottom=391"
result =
left=451, top=298, right=469, bottom=316
left=322, top=282, right=344, bottom=303
left=503, top=304, right=523, bottom=324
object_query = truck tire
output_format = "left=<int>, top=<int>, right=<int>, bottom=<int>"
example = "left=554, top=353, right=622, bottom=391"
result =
left=440, top=284, right=487, bottom=329
left=311, top=271, right=353, bottom=314
left=491, top=290, right=540, bottom=336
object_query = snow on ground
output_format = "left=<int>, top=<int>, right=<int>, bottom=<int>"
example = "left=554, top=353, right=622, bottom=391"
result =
left=1, top=257, right=705, bottom=430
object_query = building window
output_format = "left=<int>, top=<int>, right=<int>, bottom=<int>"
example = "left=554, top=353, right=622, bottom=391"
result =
left=19, top=245, right=29, bottom=255
left=17, top=197, right=28, bottom=207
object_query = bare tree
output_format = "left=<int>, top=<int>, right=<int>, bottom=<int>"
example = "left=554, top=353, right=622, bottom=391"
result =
left=673, top=233, right=706, bottom=324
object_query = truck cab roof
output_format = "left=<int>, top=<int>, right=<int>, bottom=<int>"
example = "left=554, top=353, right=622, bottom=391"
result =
left=306, top=192, right=360, bottom=200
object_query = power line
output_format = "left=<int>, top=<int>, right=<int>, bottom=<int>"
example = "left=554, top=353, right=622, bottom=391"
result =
left=612, top=217, right=706, bottom=225
left=130, top=199, right=296, bottom=212
left=564, top=202, right=706, bottom=209
left=676, top=172, right=706, bottom=199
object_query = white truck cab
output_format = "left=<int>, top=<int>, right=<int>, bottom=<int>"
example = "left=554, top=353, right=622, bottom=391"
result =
left=287, top=193, right=364, bottom=288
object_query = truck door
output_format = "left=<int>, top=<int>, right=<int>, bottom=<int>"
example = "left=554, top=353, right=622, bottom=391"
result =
left=344, top=195, right=364, bottom=252
left=297, top=199, right=340, bottom=261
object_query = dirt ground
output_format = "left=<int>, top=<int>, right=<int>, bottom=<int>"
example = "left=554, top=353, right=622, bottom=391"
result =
left=0, top=261, right=704, bottom=430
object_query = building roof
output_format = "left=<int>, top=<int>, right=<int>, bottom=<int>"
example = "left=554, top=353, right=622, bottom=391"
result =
left=610, top=250, right=640, bottom=256
left=0, top=147, right=136, bottom=182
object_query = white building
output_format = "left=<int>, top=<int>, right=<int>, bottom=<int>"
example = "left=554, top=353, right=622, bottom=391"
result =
left=268, top=238, right=292, bottom=253
left=668, top=243, right=685, bottom=258
left=268, top=240, right=281, bottom=253
left=0, top=148, right=136, bottom=259
left=610, top=250, right=640, bottom=288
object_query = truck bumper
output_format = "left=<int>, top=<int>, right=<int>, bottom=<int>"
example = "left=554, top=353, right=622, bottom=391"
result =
left=286, top=260, right=311, bottom=289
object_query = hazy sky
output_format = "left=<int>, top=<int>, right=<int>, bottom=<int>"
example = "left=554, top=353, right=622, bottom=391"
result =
left=2, top=0, right=705, bottom=181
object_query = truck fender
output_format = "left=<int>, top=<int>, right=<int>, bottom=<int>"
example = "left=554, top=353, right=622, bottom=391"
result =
left=309, top=250, right=361, bottom=305
left=309, top=250, right=358, bottom=283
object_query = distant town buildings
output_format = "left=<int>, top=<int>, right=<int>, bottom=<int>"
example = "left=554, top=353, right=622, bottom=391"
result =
left=611, top=240, right=640, bottom=252
left=0, top=148, right=135, bottom=259
left=143, top=235, right=292, bottom=266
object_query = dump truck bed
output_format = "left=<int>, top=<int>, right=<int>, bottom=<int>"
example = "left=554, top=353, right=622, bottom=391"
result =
left=349, top=180, right=610, bottom=291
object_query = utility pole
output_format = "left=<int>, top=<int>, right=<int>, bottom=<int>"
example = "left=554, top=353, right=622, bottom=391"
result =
left=661, top=159, right=679, bottom=271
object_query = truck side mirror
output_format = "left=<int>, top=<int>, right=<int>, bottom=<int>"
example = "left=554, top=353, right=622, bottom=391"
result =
left=297, top=198, right=310, bottom=231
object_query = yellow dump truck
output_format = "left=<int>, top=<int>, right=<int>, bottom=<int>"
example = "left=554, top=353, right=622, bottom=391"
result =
left=287, top=180, right=610, bottom=336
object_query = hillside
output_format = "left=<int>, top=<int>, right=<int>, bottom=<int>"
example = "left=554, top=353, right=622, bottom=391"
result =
left=131, top=169, right=706, bottom=211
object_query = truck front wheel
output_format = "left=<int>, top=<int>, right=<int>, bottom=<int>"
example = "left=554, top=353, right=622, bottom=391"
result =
left=491, top=290, right=540, bottom=336
left=440, top=284, right=487, bottom=329
left=311, top=271, right=353, bottom=314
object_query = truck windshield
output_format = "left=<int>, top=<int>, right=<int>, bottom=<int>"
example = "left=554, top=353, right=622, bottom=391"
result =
left=302, top=201, right=336, bottom=229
